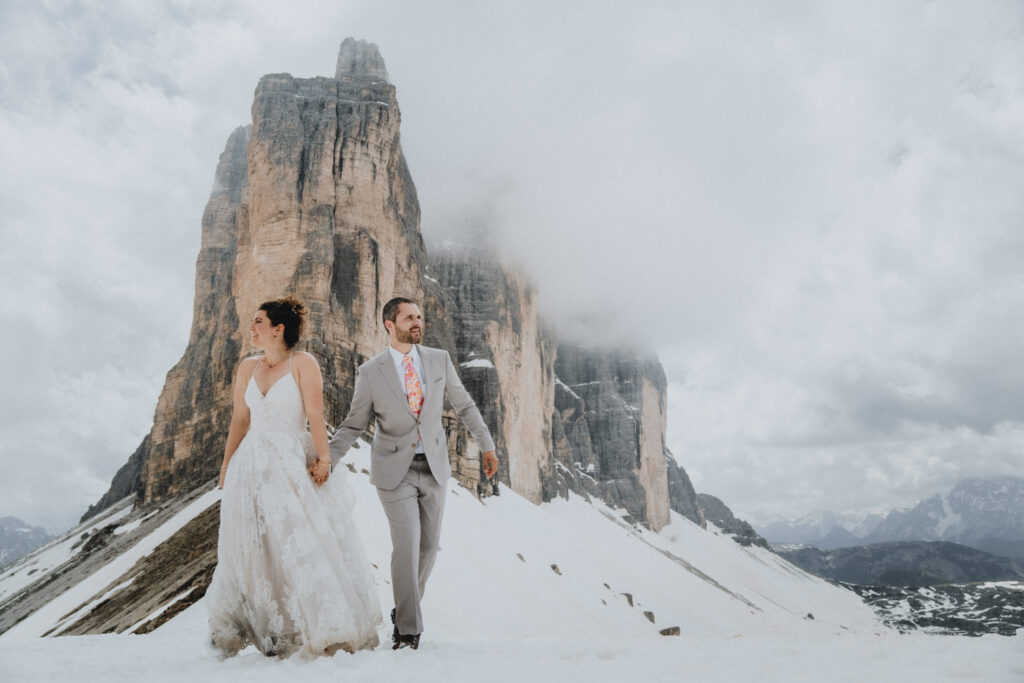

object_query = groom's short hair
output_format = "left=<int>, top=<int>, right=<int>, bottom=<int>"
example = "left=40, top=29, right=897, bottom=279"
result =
left=382, top=296, right=417, bottom=328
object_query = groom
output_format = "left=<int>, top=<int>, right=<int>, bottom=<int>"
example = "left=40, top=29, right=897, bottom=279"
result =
left=329, top=296, right=499, bottom=650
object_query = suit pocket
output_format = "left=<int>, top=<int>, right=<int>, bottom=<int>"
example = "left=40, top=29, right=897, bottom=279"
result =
left=375, top=436, right=398, bottom=452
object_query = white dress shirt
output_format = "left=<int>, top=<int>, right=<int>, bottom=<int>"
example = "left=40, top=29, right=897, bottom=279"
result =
left=388, top=343, right=426, bottom=453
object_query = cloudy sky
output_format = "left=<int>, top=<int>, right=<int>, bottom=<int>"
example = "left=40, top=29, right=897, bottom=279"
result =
left=2, top=0, right=1022, bottom=532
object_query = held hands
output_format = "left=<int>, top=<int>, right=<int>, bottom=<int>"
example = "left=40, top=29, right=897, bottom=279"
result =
left=309, top=458, right=331, bottom=486
left=482, top=450, right=498, bottom=479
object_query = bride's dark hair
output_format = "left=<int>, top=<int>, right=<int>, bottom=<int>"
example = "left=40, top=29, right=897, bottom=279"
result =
left=259, top=296, right=306, bottom=349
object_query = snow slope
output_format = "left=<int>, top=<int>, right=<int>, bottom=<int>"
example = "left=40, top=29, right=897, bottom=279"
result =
left=1, top=444, right=1021, bottom=681
left=0, top=498, right=134, bottom=603
left=3, top=489, right=220, bottom=639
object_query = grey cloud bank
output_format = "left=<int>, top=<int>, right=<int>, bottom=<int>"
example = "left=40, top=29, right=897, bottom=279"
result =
left=1, top=1, right=1022, bottom=530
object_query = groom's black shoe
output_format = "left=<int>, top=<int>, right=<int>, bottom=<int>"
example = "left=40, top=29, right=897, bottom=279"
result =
left=392, top=633, right=420, bottom=650
left=390, top=608, right=419, bottom=649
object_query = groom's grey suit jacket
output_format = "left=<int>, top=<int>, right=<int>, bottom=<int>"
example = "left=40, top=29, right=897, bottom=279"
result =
left=329, top=344, right=495, bottom=490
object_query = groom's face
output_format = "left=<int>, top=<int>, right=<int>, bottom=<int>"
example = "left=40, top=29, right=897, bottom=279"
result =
left=391, top=303, right=423, bottom=344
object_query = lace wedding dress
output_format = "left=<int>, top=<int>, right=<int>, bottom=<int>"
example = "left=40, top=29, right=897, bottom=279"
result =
left=206, top=358, right=381, bottom=658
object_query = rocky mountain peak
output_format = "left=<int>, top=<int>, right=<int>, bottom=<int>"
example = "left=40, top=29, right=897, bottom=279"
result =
left=0, top=516, right=51, bottom=569
left=335, top=37, right=389, bottom=81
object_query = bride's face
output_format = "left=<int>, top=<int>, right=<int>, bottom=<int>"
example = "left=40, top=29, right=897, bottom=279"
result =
left=249, top=310, right=283, bottom=349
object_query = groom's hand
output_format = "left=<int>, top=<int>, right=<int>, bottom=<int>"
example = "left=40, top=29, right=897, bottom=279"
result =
left=482, top=450, right=498, bottom=479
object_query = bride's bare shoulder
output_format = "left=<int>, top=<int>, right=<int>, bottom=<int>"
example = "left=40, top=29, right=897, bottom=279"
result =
left=237, top=356, right=261, bottom=374
left=292, top=350, right=321, bottom=369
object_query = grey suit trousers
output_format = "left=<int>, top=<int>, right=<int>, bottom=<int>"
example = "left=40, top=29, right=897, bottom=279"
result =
left=378, top=457, right=445, bottom=636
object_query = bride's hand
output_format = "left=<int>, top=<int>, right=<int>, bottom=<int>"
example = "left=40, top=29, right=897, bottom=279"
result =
left=309, top=458, right=331, bottom=486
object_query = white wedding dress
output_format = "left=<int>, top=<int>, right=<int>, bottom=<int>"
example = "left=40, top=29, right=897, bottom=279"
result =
left=206, top=357, right=381, bottom=658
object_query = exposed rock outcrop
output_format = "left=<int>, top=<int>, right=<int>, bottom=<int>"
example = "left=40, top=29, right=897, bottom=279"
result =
left=429, top=244, right=707, bottom=531
left=850, top=582, right=1024, bottom=637
left=429, top=243, right=557, bottom=502
left=335, top=36, right=389, bottom=81
left=53, top=500, right=219, bottom=636
left=0, top=493, right=208, bottom=636
left=550, top=343, right=678, bottom=531
left=667, top=450, right=706, bottom=528
left=697, top=493, right=766, bottom=548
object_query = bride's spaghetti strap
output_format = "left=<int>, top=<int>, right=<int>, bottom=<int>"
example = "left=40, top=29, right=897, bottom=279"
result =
left=249, top=355, right=263, bottom=386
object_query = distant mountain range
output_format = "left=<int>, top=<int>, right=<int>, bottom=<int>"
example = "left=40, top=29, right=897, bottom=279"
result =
left=757, top=477, right=1024, bottom=559
left=775, top=540, right=1024, bottom=587
left=758, top=509, right=886, bottom=549
left=775, top=540, right=1024, bottom=636
left=0, top=517, right=51, bottom=569
left=697, top=494, right=769, bottom=549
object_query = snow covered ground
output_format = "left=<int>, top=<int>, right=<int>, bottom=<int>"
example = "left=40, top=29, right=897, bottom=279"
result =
left=1, top=444, right=1022, bottom=681
left=3, top=611, right=1020, bottom=683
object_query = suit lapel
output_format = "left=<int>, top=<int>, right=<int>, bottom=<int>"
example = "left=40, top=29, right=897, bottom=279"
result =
left=418, top=346, right=444, bottom=410
left=417, top=344, right=433, bottom=387
left=375, top=352, right=411, bottom=413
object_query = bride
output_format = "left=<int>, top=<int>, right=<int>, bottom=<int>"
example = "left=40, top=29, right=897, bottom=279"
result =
left=206, top=296, right=381, bottom=658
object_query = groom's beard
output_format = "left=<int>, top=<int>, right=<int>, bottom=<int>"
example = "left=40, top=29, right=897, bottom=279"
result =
left=396, top=327, right=422, bottom=344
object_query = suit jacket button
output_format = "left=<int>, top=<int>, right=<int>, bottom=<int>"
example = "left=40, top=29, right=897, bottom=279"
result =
left=411, top=442, right=418, bottom=449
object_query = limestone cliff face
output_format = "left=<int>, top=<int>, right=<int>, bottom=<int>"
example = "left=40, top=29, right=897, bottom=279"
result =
left=429, top=244, right=557, bottom=503
left=697, top=493, right=765, bottom=548
left=552, top=344, right=679, bottom=531
left=429, top=244, right=701, bottom=531
left=668, top=450, right=706, bottom=528
left=238, top=40, right=438, bottom=431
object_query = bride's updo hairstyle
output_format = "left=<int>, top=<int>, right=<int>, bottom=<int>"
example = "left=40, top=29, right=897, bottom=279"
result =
left=259, top=296, right=306, bottom=350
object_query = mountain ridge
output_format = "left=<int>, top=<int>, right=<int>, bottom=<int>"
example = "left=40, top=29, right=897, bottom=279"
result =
left=0, top=517, right=52, bottom=570
left=756, top=476, right=1024, bottom=559
left=775, top=540, right=1024, bottom=587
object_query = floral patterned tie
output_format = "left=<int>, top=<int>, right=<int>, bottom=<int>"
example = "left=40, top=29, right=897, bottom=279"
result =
left=403, top=355, right=423, bottom=416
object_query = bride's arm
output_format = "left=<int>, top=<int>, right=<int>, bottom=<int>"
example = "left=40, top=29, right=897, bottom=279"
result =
left=219, top=358, right=255, bottom=489
left=296, top=353, right=331, bottom=486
